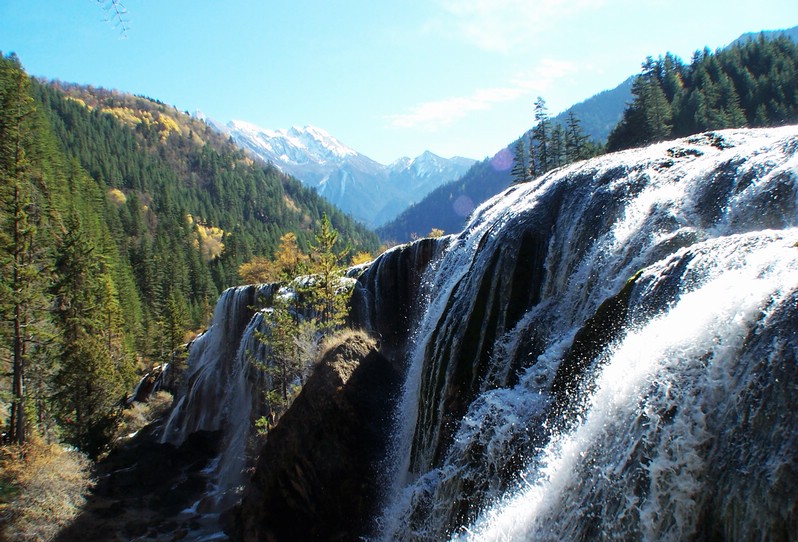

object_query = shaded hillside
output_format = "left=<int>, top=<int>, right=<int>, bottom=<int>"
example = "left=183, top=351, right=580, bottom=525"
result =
left=731, top=26, right=798, bottom=47
left=551, top=77, right=633, bottom=142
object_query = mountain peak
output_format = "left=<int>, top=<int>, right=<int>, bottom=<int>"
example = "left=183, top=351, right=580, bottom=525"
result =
left=223, top=120, right=476, bottom=226
left=291, top=124, right=359, bottom=160
left=226, top=120, right=359, bottom=164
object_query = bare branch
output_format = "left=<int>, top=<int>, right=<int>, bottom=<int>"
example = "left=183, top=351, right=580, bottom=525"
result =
left=97, top=0, right=130, bottom=37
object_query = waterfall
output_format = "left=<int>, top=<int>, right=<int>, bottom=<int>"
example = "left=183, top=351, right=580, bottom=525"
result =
left=161, top=283, right=276, bottom=499
left=377, top=127, right=798, bottom=540
left=148, top=127, right=797, bottom=541
left=457, top=231, right=798, bottom=541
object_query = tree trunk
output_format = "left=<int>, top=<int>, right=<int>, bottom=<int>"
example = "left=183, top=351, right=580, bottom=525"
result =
left=11, top=304, right=25, bottom=444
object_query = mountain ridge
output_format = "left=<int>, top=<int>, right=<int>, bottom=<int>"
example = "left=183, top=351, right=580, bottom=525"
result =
left=217, top=120, right=476, bottom=227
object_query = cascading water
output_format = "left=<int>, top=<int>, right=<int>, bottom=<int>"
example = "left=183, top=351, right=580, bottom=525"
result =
left=148, top=127, right=796, bottom=541
left=457, top=232, right=798, bottom=541
left=161, top=283, right=276, bottom=501
left=377, top=127, right=798, bottom=541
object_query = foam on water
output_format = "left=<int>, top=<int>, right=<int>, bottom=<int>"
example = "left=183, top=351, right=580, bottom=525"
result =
left=457, top=231, right=798, bottom=541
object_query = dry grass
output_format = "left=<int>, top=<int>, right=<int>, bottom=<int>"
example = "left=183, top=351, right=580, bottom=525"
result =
left=113, top=390, right=173, bottom=444
left=0, top=436, right=93, bottom=542
left=317, top=329, right=377, bottom=360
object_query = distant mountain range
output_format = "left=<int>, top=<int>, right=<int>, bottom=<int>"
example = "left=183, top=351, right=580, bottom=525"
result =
left=214, top=120, right=475, bottom=227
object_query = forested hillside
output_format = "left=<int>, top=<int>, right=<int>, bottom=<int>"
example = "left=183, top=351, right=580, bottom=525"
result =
left=607, top=35, right=798, bottom=151
left=550, top=77, right=633, bottom=142
left=379, top=34, right=798, bottom=243
left=0, top=53, right=379, bottom=458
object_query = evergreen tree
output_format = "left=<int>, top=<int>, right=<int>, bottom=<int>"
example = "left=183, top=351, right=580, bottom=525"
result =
left=643, top=77, right=673, bottom=142
left=532, top=97, right=551, bottom=175
left=565, top=111, right=591, bottom=162
left=609, top=57, right=673, bottom=151
left=254, top=216, right=351, bottom=425
left=510, top=138, right=530, bottom=183
left=549, top=123, right=565, bottom=170
left=256, top=296, right=303, bottom=418
left=306, top=214, right=349, bottom=335
left=0, top=54, right=58, bottom=444
left=50, top=214, right=132, bottom=455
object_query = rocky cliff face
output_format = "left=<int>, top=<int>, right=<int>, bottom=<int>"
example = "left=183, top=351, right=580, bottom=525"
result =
left=349, top=236, right=450, bottom=358
left=233, top=331, right=400, bottom=541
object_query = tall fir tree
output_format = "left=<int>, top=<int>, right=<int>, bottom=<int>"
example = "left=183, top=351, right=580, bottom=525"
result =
left=50, top=213, right=132, bottom=456
left=0, top=54, right=59, bottom=444
left=564, top=110, right=591, bottom=162
left=306, top=213, right=349, bottom=336
left=532, top=97, right=551, bottom=175
left=510, top=138, right=531, bottom=183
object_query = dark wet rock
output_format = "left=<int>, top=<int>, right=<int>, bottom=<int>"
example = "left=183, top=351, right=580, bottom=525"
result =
left=349, top=236, right=449, bottom=359
left=53, top=426, right=221, bottom=542
left=232, top=331, right=400, bottom=542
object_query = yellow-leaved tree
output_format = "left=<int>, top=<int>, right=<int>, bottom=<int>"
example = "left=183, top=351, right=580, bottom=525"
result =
left=238, top=232, right=308, bottom=285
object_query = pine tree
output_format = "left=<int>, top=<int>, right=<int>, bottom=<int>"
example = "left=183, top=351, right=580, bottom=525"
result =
left=253, top=216, right=351, bottom=424
left=532, top=97, right=551, bottom=174
left=607, top=58, right=674, bottom=151
left=256, top=296, right=302, bottom=417
left=307, top=214, right=349, bottom=335
left=549, top=123, right=565, bottom=170
left=0, top=54, right=57, bottom=444
left=510, top=138, right=530, bottom=183
left=565, top=111, right=590, bottom=162
left=643, top=78, right=673, bottom=142
left=50, top=214, right=130, bottom=455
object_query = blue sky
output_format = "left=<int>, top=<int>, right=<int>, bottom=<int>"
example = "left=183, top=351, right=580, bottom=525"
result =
left=1, top=1, right=796, bottom=163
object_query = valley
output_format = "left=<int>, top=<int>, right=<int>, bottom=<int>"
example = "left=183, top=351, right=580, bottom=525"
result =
left=1, top=16, right=798, bottom=542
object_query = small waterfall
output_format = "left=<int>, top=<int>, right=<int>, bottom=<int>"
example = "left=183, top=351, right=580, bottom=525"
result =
left=214, top=309, right=271, bottom=498
left=377, top=127, right=798, bottom=540
left=161, top=283, right=277, bottom=500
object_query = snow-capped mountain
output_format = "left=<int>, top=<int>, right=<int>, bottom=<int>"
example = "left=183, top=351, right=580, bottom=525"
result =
left=227, top=121, right=360, bottom=165
left=218, top=120, right=475, bottom=227
left=389, top=151, right=477, bottom=195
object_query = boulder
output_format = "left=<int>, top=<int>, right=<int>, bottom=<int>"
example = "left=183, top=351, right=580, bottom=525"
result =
left=233, top=331, right=400, bottom=541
